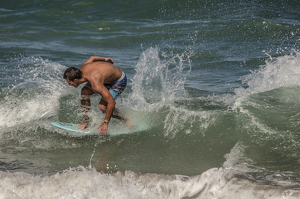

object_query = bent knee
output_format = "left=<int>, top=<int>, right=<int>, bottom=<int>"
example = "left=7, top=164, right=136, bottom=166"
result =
left=81, top=87, right=94, bottom=95
left=98, top=104, right=106, bottom=113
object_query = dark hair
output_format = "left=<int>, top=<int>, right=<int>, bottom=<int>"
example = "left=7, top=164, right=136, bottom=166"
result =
left=63, top=67, right=82, bottom=81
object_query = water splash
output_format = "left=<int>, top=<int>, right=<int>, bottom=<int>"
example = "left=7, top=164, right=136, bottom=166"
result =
left=0, top=57, right=67, bottom=128
left=128, top=47, right=192, bottom=110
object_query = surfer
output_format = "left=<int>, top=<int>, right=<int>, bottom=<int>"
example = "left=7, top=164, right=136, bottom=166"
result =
left=63, top=56, right=129, bottom=137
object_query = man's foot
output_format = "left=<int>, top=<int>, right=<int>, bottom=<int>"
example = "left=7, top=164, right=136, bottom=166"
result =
left=77, top=120, right=89, bottom=130
left=123, top=118, right=134, bottom=129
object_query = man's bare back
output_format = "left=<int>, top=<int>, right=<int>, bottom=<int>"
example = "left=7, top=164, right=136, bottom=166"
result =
left=80, top=57, right=123, bottom=86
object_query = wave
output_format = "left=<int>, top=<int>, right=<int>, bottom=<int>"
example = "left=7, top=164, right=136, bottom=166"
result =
left=2, top=48, right=300, bottom=181
left=1, top=166, right=300, bottom=199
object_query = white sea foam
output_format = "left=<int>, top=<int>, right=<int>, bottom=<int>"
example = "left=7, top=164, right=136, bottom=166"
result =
left=233, top=50, right=300, bottom=109
left=1, top=166, right=300, bottom=199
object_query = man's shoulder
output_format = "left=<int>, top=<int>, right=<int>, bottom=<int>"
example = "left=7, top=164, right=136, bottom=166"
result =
left=81, top=61, right=106, bottom=71
left=84, top=64, right=107, bottom=79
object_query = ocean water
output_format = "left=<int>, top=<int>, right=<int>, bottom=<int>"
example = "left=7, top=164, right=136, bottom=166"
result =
left=1, top=0, right=300, bottom=198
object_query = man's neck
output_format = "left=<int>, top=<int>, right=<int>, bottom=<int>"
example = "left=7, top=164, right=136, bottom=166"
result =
left=78, top=74, right=88, bottom=84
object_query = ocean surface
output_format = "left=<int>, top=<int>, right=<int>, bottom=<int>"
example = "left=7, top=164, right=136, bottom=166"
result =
left=1, top=0, right=300, bottom=198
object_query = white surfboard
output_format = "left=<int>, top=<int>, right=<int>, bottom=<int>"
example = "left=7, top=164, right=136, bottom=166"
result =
left=51, top=121, right=149, bottom=136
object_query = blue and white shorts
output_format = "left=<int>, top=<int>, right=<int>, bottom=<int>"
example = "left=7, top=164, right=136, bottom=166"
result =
left=84, top=71, right=127, bottom=100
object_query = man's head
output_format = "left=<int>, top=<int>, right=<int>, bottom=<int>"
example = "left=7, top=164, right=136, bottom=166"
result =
left=63, top=67, right=82, bottom=88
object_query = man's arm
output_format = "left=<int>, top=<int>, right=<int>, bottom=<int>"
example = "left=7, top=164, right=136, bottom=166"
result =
left=82, top=56, right=114, bottom=65
left=91, top=82, right=116, bottom=136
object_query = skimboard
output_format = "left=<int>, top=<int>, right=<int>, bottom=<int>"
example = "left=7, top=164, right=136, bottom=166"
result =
left=51, top=121, right=149, bottom=136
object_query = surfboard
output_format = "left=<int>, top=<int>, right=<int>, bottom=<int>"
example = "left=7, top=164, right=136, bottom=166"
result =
left=51, top=121, right=149, bottom=136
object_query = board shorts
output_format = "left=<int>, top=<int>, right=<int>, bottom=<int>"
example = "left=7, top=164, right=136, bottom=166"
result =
left=83, top=71, right=127, bottom=100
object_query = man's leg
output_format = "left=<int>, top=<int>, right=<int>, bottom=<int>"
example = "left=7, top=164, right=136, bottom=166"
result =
left=78, top=86, right=94, bottom=129
left=98, top=99, right=127, bottom=122
left=99, top=73, right=132, bottom=127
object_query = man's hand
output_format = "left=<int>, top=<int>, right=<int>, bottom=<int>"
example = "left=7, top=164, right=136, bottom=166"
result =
left=98, top=122, right=108, bottom=137
left=104, top=58, right=114, bottom=64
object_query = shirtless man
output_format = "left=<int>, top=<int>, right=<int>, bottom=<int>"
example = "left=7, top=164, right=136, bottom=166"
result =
left=63, top=56, right=128, bottom=137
